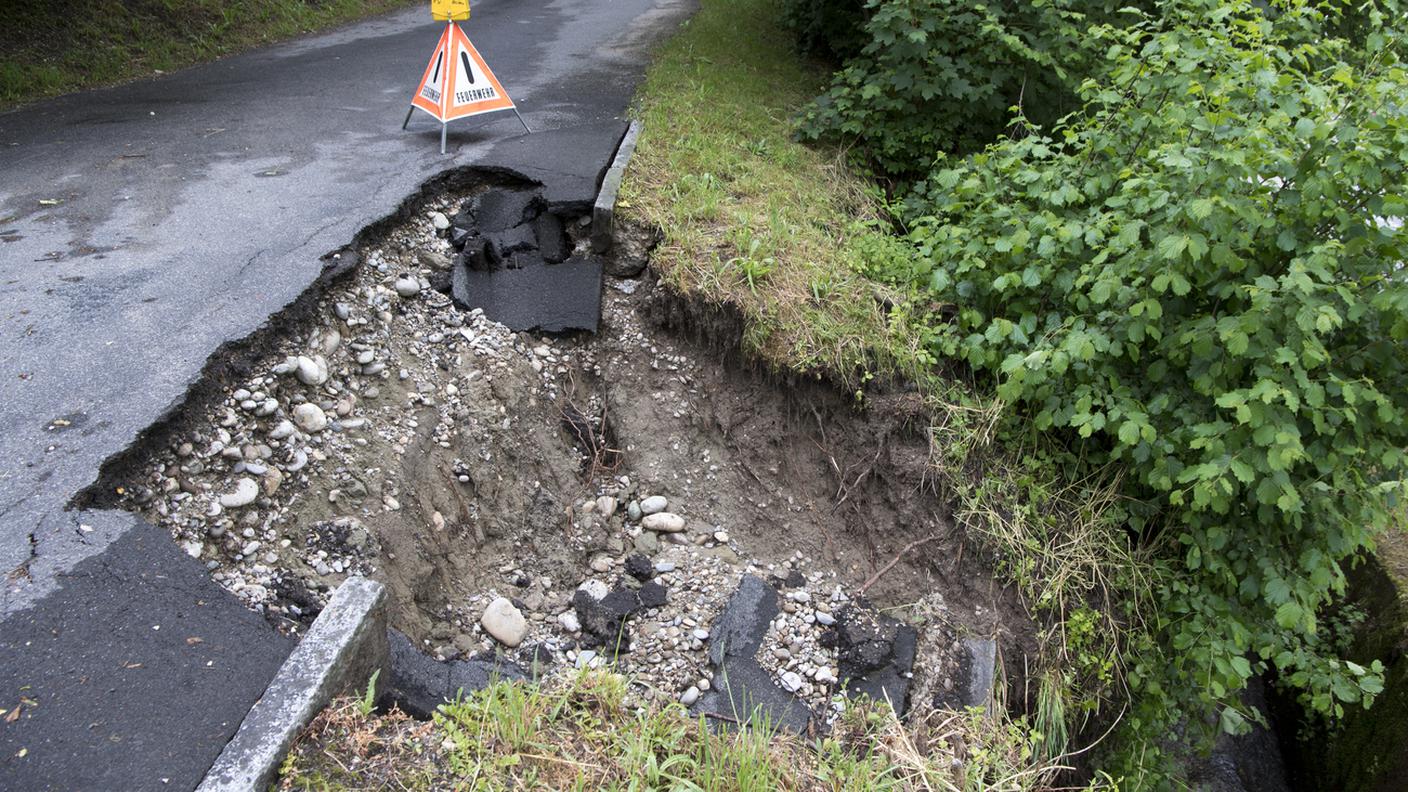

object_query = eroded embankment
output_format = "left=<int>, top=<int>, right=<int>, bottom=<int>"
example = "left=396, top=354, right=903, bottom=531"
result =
left=92, top=170, right=1034, bottom=720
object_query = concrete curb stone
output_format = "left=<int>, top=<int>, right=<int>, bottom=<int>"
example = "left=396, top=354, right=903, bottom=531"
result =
left=196, top=577, right=389, bottom=792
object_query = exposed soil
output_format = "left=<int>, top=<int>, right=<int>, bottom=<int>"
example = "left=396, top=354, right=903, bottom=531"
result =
left=105, top=172, right=1035, bottom=712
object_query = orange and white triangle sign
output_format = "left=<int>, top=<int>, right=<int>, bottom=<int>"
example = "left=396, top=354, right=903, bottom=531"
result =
left=410, top=22, right=515, bottom=123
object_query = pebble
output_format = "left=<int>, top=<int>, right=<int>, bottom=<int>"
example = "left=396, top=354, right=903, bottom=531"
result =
left=558, top=611, right=581, bottom=632
left=779, top=671, right=804, bottom=692
left=589, top=555, right=612, bottom=573
left=654, top=561, right=676, bottom=573
left=295, top=355, right=328, bottom=386
left=578, top=579, right=609, bottom=601
left=627, top=501, right=642, bottom=521
left=431, top=211, right=450, bottom=230
left=595, top=495, right=618, bottom=519
left=394, top=276, right=421, bottom=298
left=269, top=420, right=296, bottom=440
left=480, top=597, right=528, bottom=647
left=640, top=495, right=668, bottom=515
left=292, top=403, right=327, bottom=433
left=680, top=686, right=700, bottom=706
left=218, top=478, right=259, bottom=508
left=815, top=611, right=836, bottom=626
left=642, top=512, right=685, bottom=533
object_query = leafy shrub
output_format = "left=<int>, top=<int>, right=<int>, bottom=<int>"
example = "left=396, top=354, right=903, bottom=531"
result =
left=795, top=0, right=1128, bottom=179
left=884, top=0, right=1406, bottom=771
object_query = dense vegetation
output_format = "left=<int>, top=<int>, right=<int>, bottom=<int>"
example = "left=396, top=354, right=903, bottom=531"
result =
left=789, top=0, right=1408, bottom=782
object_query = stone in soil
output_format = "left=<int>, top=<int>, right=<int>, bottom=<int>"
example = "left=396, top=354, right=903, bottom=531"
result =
left=642, top=512, right=685, bottom=533
left=481, top=597, right=529, bottom=647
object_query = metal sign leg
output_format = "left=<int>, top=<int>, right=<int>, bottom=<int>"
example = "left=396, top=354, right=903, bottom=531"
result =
left=440, top=123, right=448, bottom=155
left=512, top=106, right=532, bottom=135
left=402, top=106, right=415, bottom=130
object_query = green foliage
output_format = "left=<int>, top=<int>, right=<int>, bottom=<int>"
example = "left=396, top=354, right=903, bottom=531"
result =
left=871, top=0, right=1408, bottom=776
left=795, top=0, right=1128, bottom=179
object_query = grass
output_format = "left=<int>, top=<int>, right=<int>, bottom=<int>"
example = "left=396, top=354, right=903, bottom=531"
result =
left=0, top=0, right=415, bottom=110
left=618, top=0, right=934, bottom=388
left=277, top=668, right=1079, bottom=791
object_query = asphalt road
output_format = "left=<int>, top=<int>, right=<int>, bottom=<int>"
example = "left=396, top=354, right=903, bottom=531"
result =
left=0, top=0, right=693, bottom=787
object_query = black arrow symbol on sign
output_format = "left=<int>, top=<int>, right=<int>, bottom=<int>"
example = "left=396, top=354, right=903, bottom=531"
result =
left=460, top=51, right=475, bottom=84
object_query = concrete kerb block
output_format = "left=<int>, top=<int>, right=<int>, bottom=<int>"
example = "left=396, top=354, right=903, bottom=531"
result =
left=196, top=576, right=389, bottom=792
left=591, top=120, right=644, bottom=254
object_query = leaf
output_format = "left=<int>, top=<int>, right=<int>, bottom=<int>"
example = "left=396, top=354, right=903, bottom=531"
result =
left=1220, top=707, right=1247, bottom=735
left=1275, top=601, right=1304, bottom=630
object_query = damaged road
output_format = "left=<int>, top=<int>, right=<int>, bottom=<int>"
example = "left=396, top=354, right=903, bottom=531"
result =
left=0, top=0, right=697, bottom=788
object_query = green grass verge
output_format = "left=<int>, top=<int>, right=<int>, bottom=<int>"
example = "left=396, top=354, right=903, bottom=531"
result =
left=618, top=0, right=934, bottom=388
left=277, top=669, right=1067, bottom=791
left=0, top=0, right=415, bottom=110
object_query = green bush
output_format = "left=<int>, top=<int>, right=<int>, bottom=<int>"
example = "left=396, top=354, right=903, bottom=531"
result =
left=794, top=0, right=1127, bottom=180
left=879, top=0, right=1406, bottom=774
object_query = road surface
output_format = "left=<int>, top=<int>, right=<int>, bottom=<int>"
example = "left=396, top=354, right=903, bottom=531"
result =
left=0, top=0, right=693, bottom=787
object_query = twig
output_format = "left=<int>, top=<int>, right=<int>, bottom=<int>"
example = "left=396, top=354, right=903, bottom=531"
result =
left=859, top=534, right=940, bottom=595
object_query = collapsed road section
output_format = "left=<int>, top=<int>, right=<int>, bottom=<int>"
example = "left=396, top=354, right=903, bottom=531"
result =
left=91, top=171, right=1028, bottom=730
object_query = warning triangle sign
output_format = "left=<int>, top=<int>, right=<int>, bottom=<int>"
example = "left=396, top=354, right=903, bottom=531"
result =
left=409, top=22, right=515, bottom=123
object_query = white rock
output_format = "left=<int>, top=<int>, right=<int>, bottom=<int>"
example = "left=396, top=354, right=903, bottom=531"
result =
left=394, top=276, right=420, bottom=298
left=595, top=496, right=618, bottom=519
left=295, top=355, right=328, bottom=386
left=558, top=611, right=581, bottom=632
left=480, top=597, right=528, bottom=647
left=241, top=540, right=261, bottom=557
left=680, top=686, right=700, bottom=706
left=292, top=403, right=327, bottom=433
left=578, top=579, right=609, bottom=601
left=779, top=671, right=804, bottom=692
left=431, top=211, right=450, bottom=230
left=713, top=531, right=730, bottom=543
left=654, top=562, right=676, bottom=573
left=788, top=590, right=811, bottom=603
left=269, top=420, right=297, bottom=440
left=218, top=478, right=259, bottom=508
left=640, top=495, right=669, bottom=515
left=182, top=541, right=203, bottom=559
left=815, top=611, right=836, bottom=626
left=692, top=628, right=709, bottom=641
left=589, top=555, right=612, bottom=573
left=642, top=512, right=685, bottom=533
